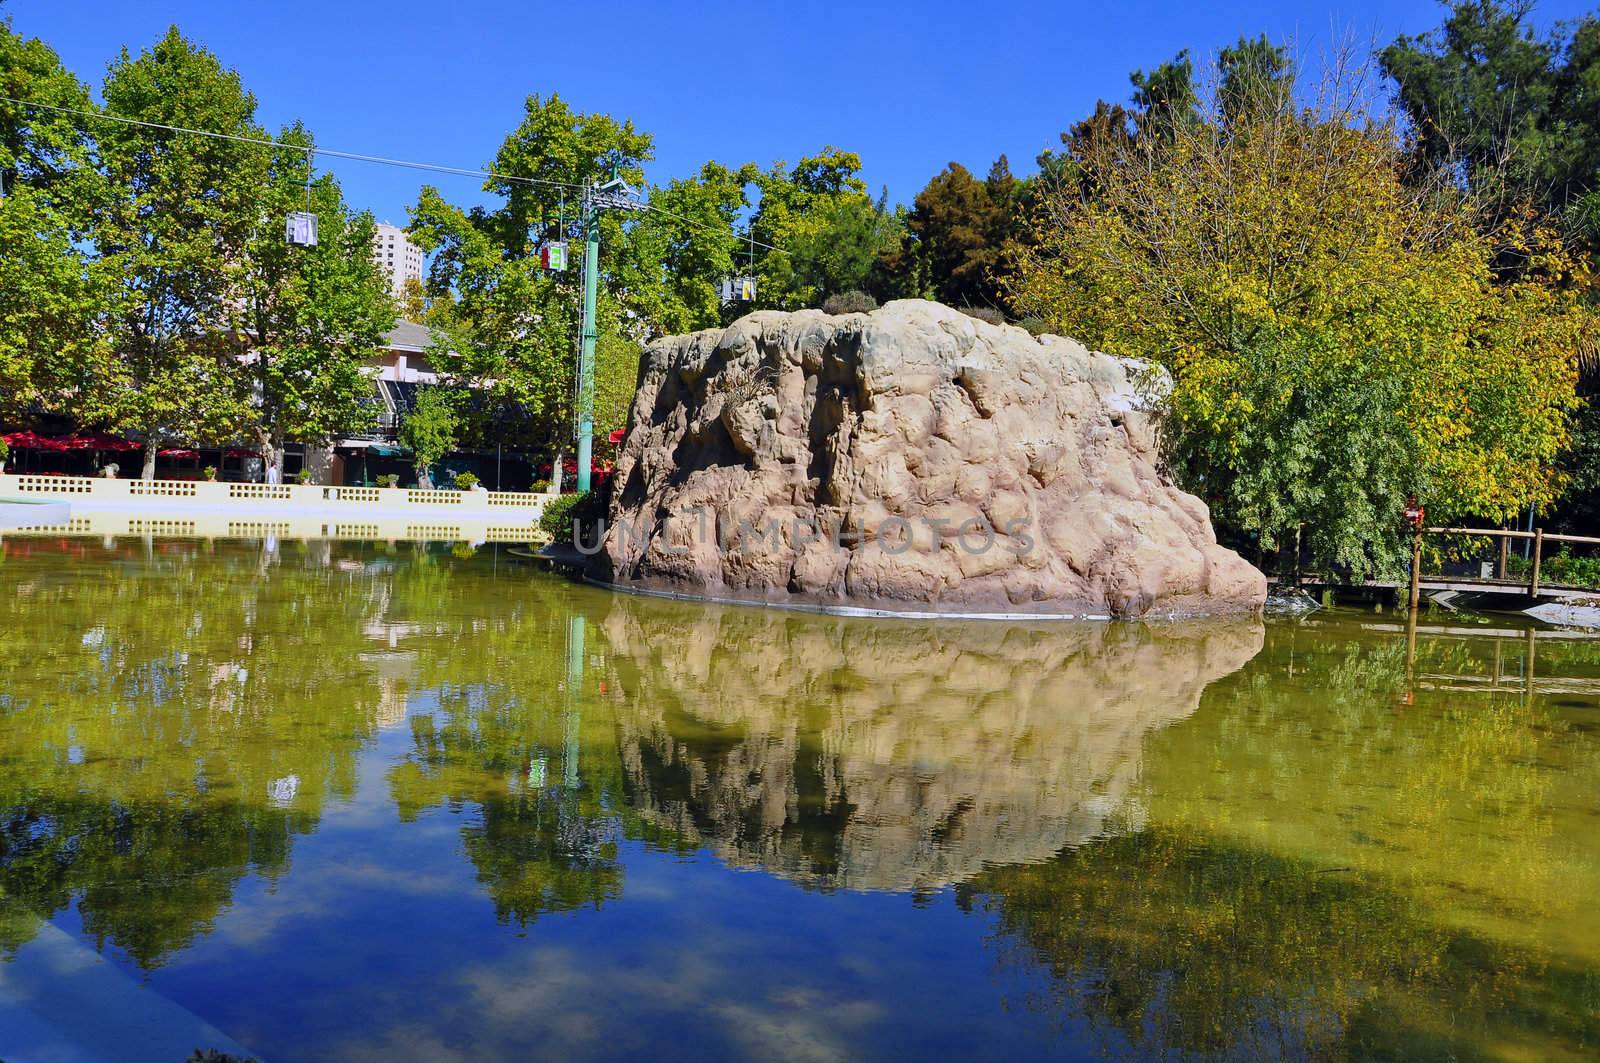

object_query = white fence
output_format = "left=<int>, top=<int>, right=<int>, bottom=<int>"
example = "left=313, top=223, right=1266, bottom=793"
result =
left=1, top=474, right=551, bottom=514
left=0, top=474, right=553, bottom=541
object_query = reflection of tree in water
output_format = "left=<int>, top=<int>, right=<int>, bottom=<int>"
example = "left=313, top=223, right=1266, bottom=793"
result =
left=5, top=535, right=1595, bottom=1060
left=378, top=567, right=642, bottom=926
left=599, top=602, right=1265, bottom=891
left=386, top=684, right=624, bottom=927
left=963, top=831, right=1599, bottom=1061
left=0, top=539, right=407, bottom=967
left=965, top=616, right=1600, bottom=1061
left=0, top=539, right=640, bottom=958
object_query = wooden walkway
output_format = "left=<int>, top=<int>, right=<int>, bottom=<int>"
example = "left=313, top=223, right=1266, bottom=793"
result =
left=1279, top=525, right=1600, bottom=609
left=1278, top=574, right=1597, bottom=602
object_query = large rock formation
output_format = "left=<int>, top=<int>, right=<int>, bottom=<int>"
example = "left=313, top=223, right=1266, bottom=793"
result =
left=592, top=300, right=1264, bottom=617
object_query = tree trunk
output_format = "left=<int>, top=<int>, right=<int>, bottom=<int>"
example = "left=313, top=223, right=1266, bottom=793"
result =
left=141, top=440, right=157, bottom=480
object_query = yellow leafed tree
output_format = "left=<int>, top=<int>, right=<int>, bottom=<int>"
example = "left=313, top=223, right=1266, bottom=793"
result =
left=1010, top=49, right=1594, bottom=576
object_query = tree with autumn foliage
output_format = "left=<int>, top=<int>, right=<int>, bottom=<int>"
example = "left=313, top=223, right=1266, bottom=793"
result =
left=1011, top=46, right=1596, bottom=576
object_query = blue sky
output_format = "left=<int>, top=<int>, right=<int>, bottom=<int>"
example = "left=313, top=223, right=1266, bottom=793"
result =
left=8, top=0, right=1596, bottom=224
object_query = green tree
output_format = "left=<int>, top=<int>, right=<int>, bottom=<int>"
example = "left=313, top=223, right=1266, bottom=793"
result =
left=626, top=160, right=756, bottom=334
left=231, top=124, right=395, bottom=482
left=481, top=92, right=652, bottom=251
left=748, top=147, right=874, bottom=308
left=409, top=94, right=658, bottom=455
left=594, top=331, right=638, bottom=455
left=397, top=276, right=427, bottom=320
left=895, top=158, right=1022, bottom=311
left=786, top=187, right=904, bottom=307
left=1382, top=1, right=1600, bottom=236
left=1011, top=48, right=1594, bottom=576
left=409, top=185, right=573, bottom=452
left=398, top=386, right=461, bottom=488
left=1217, top=34, right=1292, bottom=120
left=96, top=27, right=262, bottom=477
left=1130, top=48, right=1200, bottom=138
left=0, top=16, right=107, bottom=424
left=1383, top=3, right=1600, bottom=532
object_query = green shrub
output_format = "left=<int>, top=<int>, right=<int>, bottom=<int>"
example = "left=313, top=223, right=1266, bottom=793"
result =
left=202, top=465, right=217, bottom=481
left=295, top=468, right=313, bottom=485
left=379, top=474, right=400, bottom=488
left=1507, top=546, right=1600, bottom=588
left=1018, top=315, right=1050, bottom=337
left=538, top=491, right=606, bottom=546
left=531, top=478, right=551, bottom=493
left=0, top=438, right=10, bottom=466
left=822, top=290, right=878, bottom=315
left=453, top=471, right=480, bottom=490
left=959, top=306, right=1006, bottom=326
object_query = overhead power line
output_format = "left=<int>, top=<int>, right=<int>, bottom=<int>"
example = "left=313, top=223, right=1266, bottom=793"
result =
left=0, top=94, right=790, bottom=252
left=2, top=95, right=585, bottom=190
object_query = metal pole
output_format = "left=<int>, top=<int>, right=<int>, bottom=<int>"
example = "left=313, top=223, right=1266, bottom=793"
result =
left=576, top=193, right=598, bottom=494
left=564, top=613, right=585, bottom=790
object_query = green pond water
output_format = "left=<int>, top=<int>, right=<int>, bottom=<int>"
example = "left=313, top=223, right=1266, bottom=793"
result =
left=0, top=537, right=1596, bottom=1061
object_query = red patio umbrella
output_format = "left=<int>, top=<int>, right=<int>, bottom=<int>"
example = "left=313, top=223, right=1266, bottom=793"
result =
left=3, top=430, right=67, bottom=451
left=73, top=433, right=141, bottom=452
left=608, top=428, right=626, bottom=444
left=159, top=448, right=201, bottom=459
left=224, top=447, right=261, bottom=459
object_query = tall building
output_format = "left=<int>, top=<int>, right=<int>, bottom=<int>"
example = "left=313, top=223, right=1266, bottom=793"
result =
left=371, top=222, right=423, bottom=301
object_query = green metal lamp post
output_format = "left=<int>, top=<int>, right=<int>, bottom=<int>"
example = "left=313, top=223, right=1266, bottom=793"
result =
left=576, top=197, right=599, bottom=494
left=573, top=172, right=642, bottom=494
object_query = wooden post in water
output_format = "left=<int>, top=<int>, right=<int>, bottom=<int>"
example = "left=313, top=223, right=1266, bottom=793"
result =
left=1530, top=528, right=1544, bottom=597
left=1404, top=606, right=1418, bottom=704
left=1525, top=626, right=1536, bottom=709
left=1497, top=532, right=1509, bottom=580
left=1408, top=529, right=1423, bottom=612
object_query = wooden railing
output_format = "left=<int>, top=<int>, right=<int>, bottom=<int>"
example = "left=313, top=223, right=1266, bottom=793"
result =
left=1398, top=526, right=1600, bottom=609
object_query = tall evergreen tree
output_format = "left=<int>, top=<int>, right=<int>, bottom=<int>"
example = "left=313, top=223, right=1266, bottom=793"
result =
left=1130, top=49, right=1200, bottom=138
left=894, top=157, right=1022, bottom=312
left=1382, top=1, right=1600, bottom=238
left=1218, top=34, right=1292, bottom=123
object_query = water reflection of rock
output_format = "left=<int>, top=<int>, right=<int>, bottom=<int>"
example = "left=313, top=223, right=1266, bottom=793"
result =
left=601, top=602, right=1263, bottom=891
